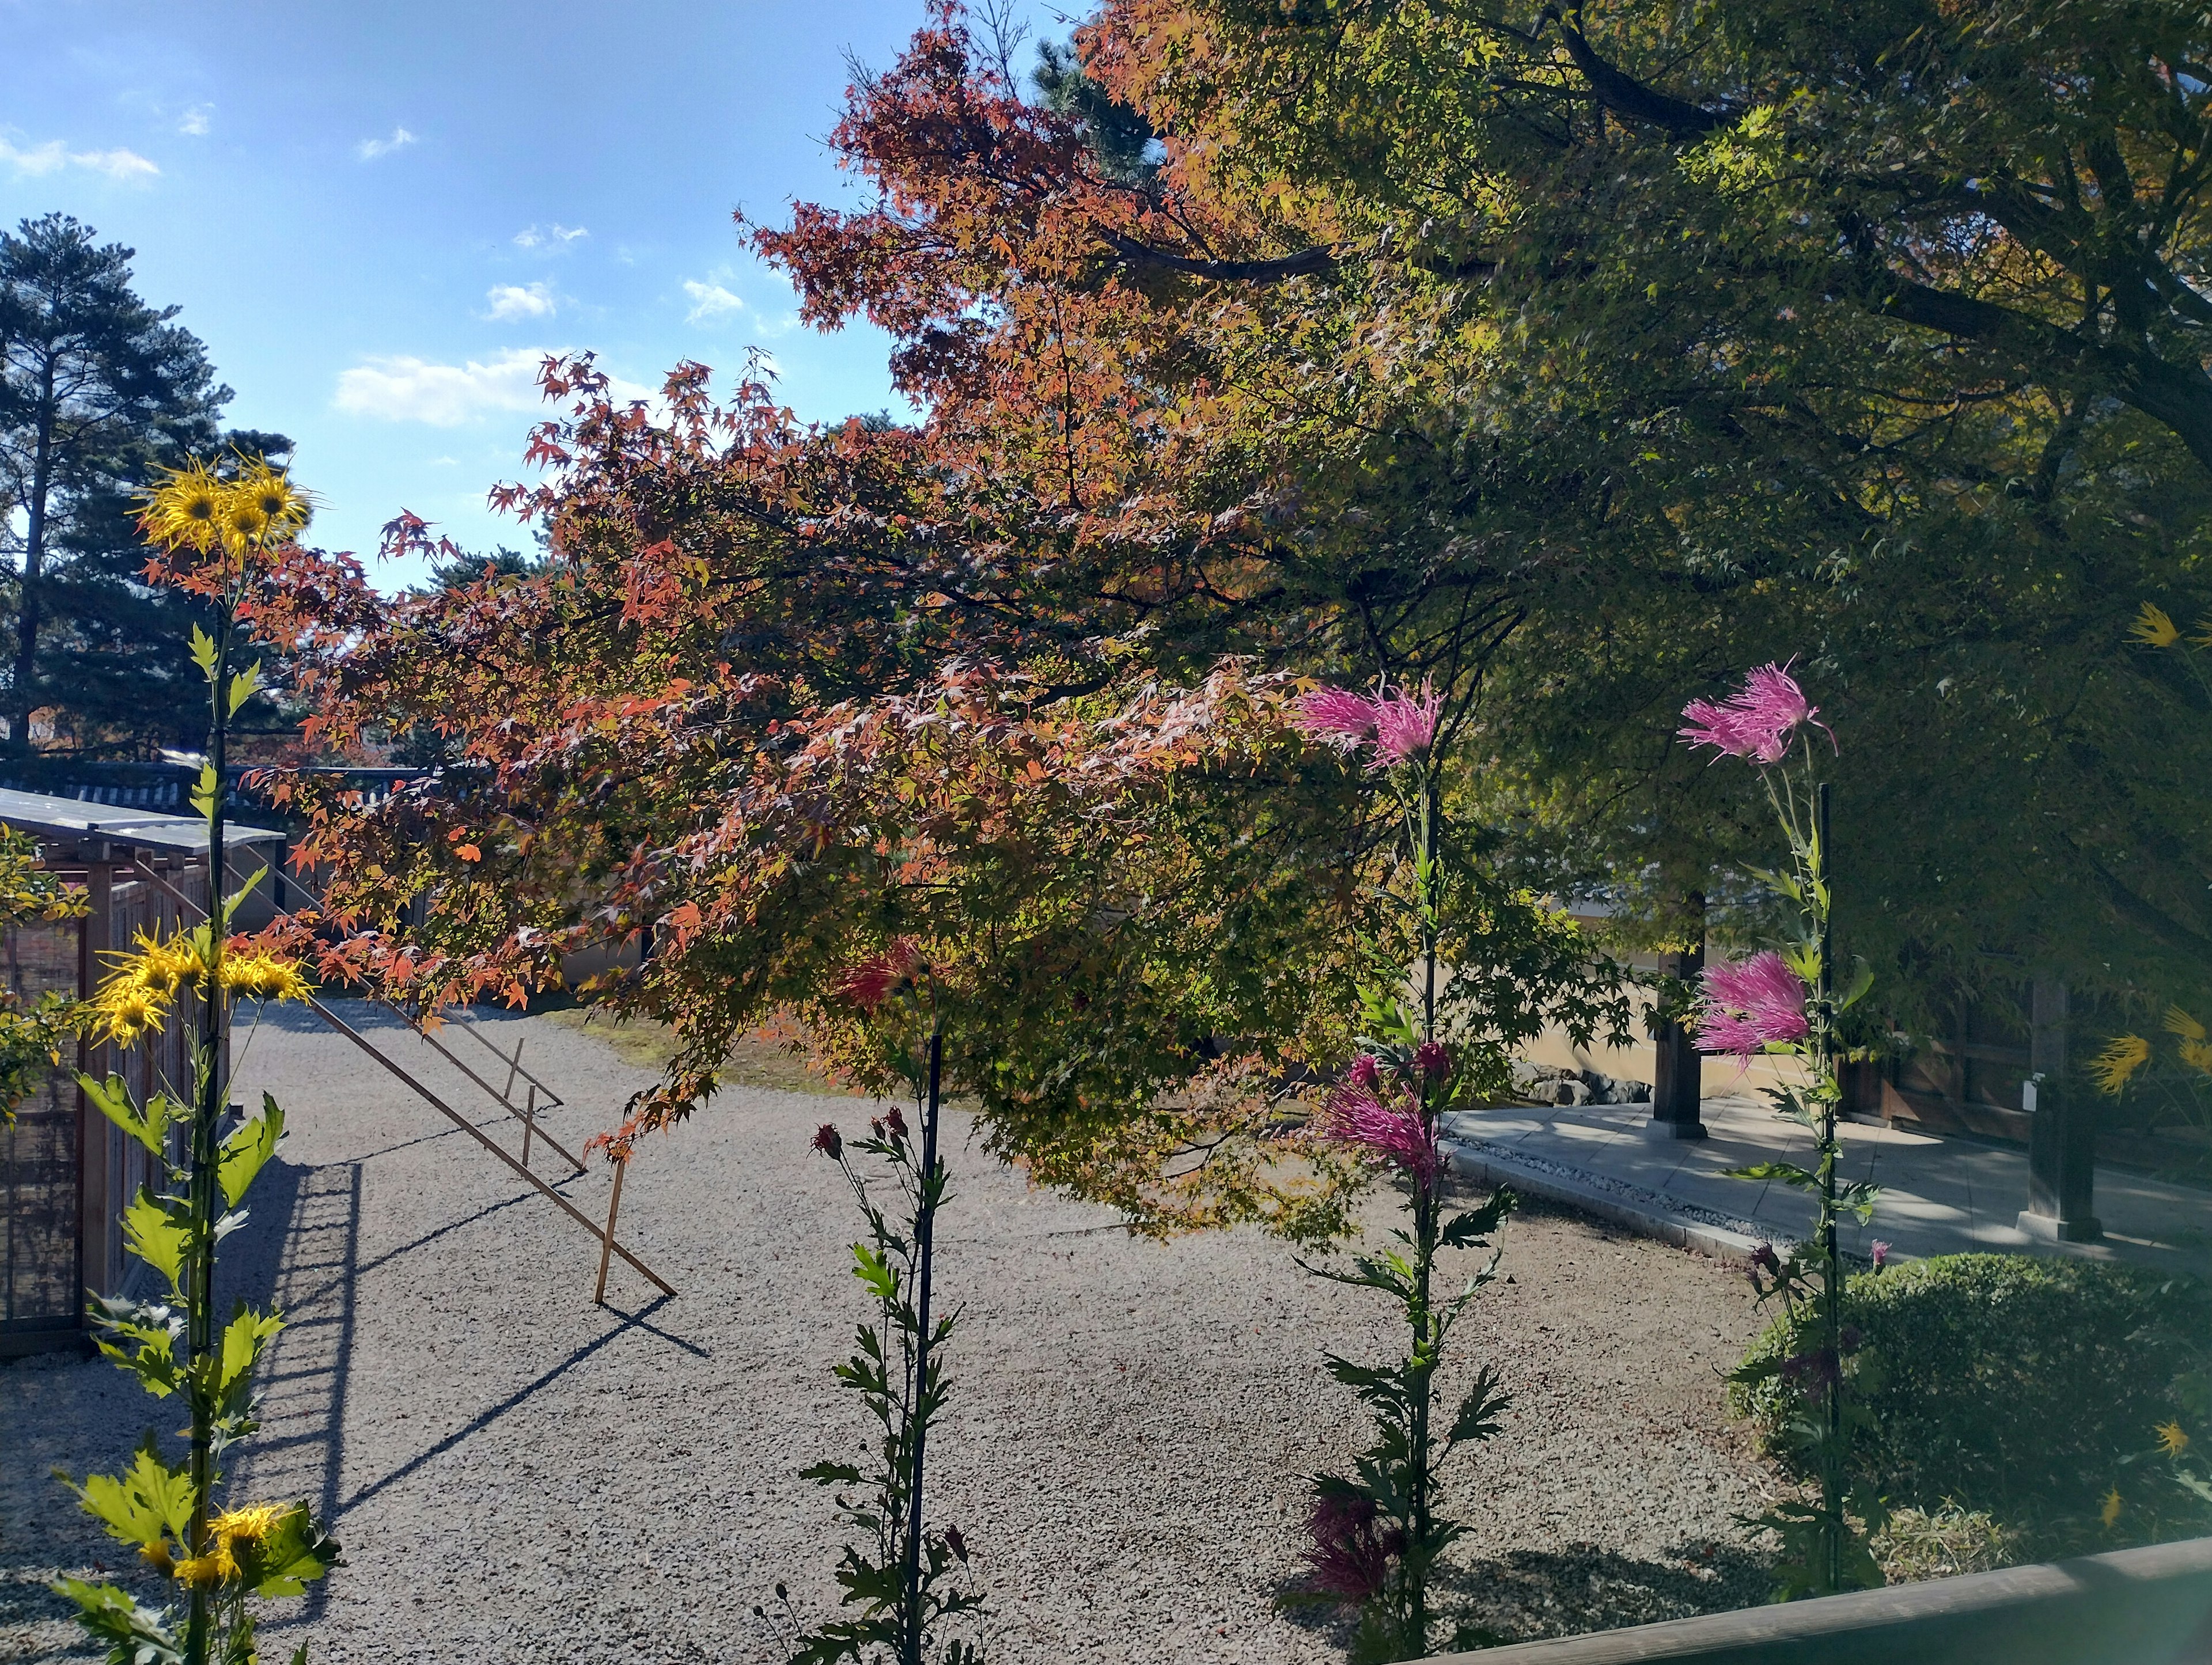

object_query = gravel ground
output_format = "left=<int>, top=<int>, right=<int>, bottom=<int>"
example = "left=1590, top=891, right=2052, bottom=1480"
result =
left=3, top=1001, right=1781, bottom=1664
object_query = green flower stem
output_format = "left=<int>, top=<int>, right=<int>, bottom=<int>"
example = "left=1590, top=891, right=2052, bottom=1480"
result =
left=1815, top=781, right=1842, bottom=1592
left=1409, top=769, right=1438, bottom=1646
left=183, top=598, right=232, bottom=1665
left=903, top=1026, right=942, bottom=1665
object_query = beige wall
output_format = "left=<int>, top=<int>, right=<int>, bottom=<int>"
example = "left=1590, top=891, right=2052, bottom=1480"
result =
left=1520, top=983, right=1794, bottom=1099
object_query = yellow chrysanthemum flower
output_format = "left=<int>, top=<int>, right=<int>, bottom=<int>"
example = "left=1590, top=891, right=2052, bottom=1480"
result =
left=220, top=494, right=270, bottom=552
left=2182, top=1040, right=2212, bottom=1077
left=2157, top=1420, right=2191, bottom=1458
left=138, top=1539, right=175, bottom=1573
left=218, top=953, right=313, bottom=1003
left=209, top=1500, right=287, bottom=1543
left=142, top=461, right=227, bottom=553
left=2133, top=603, right=2181, bottom=648
left=2091, top=1033, right=2152, bottom=1096
left=2165, top=1006, right=2207, bottom=1044
left=172, top=1538, right=238, bottom=1587
left=2101, top=1487, right=2123, bottom=1529
left=81, top=982, right=169, bottom=1047
left=236, top=464, right=311, bottom=537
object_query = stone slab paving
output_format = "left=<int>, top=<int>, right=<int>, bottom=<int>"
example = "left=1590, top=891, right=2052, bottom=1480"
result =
left=1442, top=1094, right=2212, bottom=1279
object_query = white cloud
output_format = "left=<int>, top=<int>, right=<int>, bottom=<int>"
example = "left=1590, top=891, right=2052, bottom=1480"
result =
left=178, top=105, right=213, bottom=137
left=357, top=126, right=416, bottom=161
left=0, top=136, right=159, bottom=181
left=335, top=348, right=655, bottom=426
left=513, top=222, right=588, bottom=250
left=335, top=348, right=549, bottom=426
left=683, top=279, right=744, bottom=324
left=484, top=282, right=555, bottom=322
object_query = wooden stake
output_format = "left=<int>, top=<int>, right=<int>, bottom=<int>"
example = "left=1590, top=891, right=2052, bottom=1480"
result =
left=521, top=1084, right=536, bottom=1169
left=594, top=1158, right=628, bottom=1306
left=309, top=995, right=673, bottom=1298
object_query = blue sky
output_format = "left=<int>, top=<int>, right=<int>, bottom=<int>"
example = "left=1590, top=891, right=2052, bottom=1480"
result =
left=0, top=1, right=1054, bottom=587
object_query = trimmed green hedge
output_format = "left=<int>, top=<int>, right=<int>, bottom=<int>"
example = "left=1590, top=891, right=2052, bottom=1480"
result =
left=1732, top=1253, right=2210, bottom=1551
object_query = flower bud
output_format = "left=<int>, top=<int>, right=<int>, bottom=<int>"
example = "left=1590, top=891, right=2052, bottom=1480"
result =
left=1412, top=1040, right=1450, bottom=1080
left=812, top=1124, right=843, bottom=1159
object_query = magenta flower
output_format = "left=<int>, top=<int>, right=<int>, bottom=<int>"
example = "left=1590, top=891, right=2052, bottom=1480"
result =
left=1291, top=687, right=1380, bottom=748
left=1870, top=1240, right=1891, bottom=1270
left=1369, top=682, right=1442, bottom=765
left=1301, top=1490, right=1402, bottom=1603
left=838, top=938, right=926, bottom=1012
left=1695, top=950, right=1809, bottom=1061
left=1293, top=680, right=1444, bottom=768
left=1346, top=1053, right=1382, bottom=1093
left=1678, top=695, right=1762, bottom=760
left=1317, top=1084, right=1440, bottom=1183
left=1678, top=660, right=1832, bottom=765
left=812, top=1123, right=843, bottom=1159
left=1412, top=1040, right=1451, bottom=1082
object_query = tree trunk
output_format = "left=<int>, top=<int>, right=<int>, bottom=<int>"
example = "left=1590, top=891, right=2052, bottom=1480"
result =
left=9, top=356, right=55, bottom=760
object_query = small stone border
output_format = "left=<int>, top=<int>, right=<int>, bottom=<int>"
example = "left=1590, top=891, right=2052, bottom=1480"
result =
left=1441, top=1133, right=1769, bottom=1266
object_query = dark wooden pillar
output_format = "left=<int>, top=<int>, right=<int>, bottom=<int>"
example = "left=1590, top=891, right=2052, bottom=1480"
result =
left=75, top=849, right=118, bottom=1302
left=1648, top=892, right=1707, bottom=1140
left=2018, top=976, right=2099, bottom=1242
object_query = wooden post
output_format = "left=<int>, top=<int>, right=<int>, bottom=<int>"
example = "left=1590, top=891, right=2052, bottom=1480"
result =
left=593, top=1158, right=628, bottom=1306
left=76, top=854, right=116, bottom=1303
left=520, top=1083, right=536, bottom=1169
left=2018, top=977, right=2100, bottom=1242
left=1647, top=890, right=1707, bottom=1140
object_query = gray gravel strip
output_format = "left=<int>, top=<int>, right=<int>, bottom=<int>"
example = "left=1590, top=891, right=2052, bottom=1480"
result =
left=4, top=1002, right=1781, bottom=1663
left=1440, top=1133, right=1770, bottom=1264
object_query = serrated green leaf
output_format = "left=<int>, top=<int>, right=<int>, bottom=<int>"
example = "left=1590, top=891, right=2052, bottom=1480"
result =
left=1446, top=1365, right=1510, bottom=1446
left=1838, top=957, right=1875, bottom=1011
left=233, top=1502, right=340, bottom=1597
left=1725, top=1160, right=1820, bottom=1189
left=87, top=1294, right=184, bottom=1397
left=122, top=1189, right=191, bottom=1292
left=215, top=864, right=266, bottom=931
left=187, top=624, right=218, bottom=677
left=52, top=1577, right=181, bottom=1664
left=849, top=1241, right=897, bottom=1302
left=218, top=1097, right=285, bottom=1211
left=62, top=1438, right=196, bottom=1548
left=219, top=1304, right=284, bottom=1393
left=226, top=661, right=263, bottom=718
left=78, top=1074, right=175, bottom=1160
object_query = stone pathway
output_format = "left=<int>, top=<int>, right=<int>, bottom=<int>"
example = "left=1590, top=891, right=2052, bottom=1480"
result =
left=1443, top=1095, right=2212, bottom=1278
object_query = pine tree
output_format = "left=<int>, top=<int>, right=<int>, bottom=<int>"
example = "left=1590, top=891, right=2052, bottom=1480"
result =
left=0, top=213, right=274, bottom=758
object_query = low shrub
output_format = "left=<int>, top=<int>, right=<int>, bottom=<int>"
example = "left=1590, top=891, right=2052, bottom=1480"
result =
left=1731, top=1252, right=2211, bottom=1556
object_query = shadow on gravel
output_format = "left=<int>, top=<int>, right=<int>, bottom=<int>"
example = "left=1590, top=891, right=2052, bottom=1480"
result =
left=339, top=1292, right=703, bottom=1519
left=1434, top=1541, right=1772, bottom=1644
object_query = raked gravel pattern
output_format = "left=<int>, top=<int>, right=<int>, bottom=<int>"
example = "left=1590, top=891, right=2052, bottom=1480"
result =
left=3, top=1000, right=1781, bottom=1664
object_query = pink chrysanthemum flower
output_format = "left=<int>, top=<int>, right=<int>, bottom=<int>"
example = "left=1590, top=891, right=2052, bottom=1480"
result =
left=1695, top=950, right=1810, bottom=1061
left=1291, top=687, right=1380, bottom=748
left=1369, top=681, right=1442, bottom=765
left=837, top=938, right=926, bottom=1012
left=1679, top=661, right=1833, bottom=765
left=1317, top=1084, right=1440, bottom=1183
left=1301, top=1490, right=1403, bottom=1604
left=1678, top=696, right=1761, bottom=760
left=1412, top=1040, right=1451, bottom=1081
left=1346, top=1053, right=1382, bottom=1093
